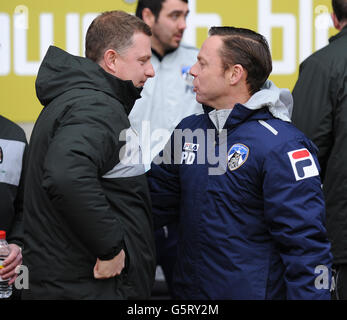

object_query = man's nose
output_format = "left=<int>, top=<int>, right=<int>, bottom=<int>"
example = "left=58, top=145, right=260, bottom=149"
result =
left=146, top=63, right=155, bottom=78
left=189, top=63, right=197, bottom=77
left=178, top=17, right=187, bottom=31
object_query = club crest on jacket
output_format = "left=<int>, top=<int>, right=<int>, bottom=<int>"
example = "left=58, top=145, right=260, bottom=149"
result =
left=227, top=144, right=249, bottom=171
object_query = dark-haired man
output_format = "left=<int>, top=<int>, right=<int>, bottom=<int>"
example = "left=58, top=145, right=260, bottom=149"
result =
left=148, top=27, right=333, bottom=299
left=22, top=11, right=156, bottom=300
left=292, top=0, right=347, bottom=300
left=129, top=0, right=202, bottom=298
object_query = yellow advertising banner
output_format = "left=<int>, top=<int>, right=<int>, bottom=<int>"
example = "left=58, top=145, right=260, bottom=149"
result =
left=0, top=0, right=337, bottom=124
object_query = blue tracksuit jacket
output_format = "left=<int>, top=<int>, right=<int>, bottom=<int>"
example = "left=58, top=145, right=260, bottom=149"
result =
left=148, top=104, right=333, bottom=300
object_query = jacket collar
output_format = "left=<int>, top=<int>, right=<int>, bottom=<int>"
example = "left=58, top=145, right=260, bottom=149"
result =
left=329, top=24, right=347, bottom=43
left=101, top=70, right=143, bottom=115
left=224, top=104, right=273, bottom=130
left=204, top=103, right=273, bottom=131
left=151, top=47, right=177, bottom=62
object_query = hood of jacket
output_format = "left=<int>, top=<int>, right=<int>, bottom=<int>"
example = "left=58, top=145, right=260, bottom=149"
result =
left=208, top=80, right=293, bottom=131
left=243, top=80, right=293, bottom=122
left=35, top=46, right=142, bottom=114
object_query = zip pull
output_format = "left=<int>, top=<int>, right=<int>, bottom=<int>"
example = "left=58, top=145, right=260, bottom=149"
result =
left=163, top=226, right=169, bottom=239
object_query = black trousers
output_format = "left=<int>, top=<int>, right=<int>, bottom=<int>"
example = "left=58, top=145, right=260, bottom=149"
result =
left=154, top=223, right=179, bottom=298
left=332, top=264, right=347, bottom=300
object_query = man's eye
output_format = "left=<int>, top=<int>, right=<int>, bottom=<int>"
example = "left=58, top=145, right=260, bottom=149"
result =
left=139, top=59, right=148, bottom=65
left=171, top=13, right=180, bottom=20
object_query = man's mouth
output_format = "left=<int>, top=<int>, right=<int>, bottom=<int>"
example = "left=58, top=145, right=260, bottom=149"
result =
left=137, top=80, right=146, bottom=87
left=174, top=33, right=183, bottom=41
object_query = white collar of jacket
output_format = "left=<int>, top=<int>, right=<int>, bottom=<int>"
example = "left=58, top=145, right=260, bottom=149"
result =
left=243, top=80, right=293, bottom=122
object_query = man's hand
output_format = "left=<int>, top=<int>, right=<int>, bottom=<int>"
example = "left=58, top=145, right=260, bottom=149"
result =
left=0, top=244, right=23, bottom=285
left=93, top=249, right=125, bottom=279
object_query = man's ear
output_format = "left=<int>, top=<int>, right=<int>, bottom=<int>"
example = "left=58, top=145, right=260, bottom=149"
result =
left=228, top=64, right=245, bottom=86
left=142, top=8, right=156, bottom=28
left=103, top=49, right=118, bottom=74
left=331, top=12, right=342, bottom=30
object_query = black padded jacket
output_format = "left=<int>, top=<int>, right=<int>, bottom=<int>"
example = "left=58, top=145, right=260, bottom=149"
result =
left=22, top=46, right=155, bottom=299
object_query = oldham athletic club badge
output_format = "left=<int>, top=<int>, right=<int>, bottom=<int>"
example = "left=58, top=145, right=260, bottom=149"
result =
left=227, top=144, right=249, bottom=171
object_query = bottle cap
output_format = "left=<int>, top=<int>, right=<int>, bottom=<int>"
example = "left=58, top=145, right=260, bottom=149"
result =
left=0, top=231, right=6, bottom=239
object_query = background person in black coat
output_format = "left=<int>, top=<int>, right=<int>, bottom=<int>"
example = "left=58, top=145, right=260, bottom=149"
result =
left=0, top=115, right=27, bottom=299
left=292, top=0, right=347, bottom=300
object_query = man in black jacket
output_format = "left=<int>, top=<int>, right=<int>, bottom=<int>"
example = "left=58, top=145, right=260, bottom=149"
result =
left=0, top=115, right=27, bottom=299
left=22, top=11, right=156, bottom=299
left=292, top=0, right=347, bottom=300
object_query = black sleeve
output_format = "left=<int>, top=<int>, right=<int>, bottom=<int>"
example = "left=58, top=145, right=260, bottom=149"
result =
left=147, top=131, right=181, bottom=229
left=292, top=57, right=333, bottom=180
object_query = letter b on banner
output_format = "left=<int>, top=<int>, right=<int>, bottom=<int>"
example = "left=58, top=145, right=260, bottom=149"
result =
left=258, top=0, right=296, bottom=74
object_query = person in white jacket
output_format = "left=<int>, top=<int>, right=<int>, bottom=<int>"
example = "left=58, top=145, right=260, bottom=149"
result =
left=129, top=0, right=202, bottom=168
left=129, top=0, right=202, bottom=298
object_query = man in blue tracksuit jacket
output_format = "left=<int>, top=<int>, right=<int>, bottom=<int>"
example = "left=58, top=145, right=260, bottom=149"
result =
left=148, top=27, right=333, bottom=299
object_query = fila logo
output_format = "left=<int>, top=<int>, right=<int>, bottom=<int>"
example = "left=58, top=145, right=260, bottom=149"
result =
left=183, top=142, right=199, bottom=152
left=288, top=148, right=319, bottom=181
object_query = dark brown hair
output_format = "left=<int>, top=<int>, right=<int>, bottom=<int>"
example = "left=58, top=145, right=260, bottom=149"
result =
left=209, top=26, right=272, bottom=95
left=332, top=0, right=347, bottom=22
left=136, top=0, right=188, bottom=20
left=85, top=10, right=152, bottom=63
